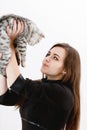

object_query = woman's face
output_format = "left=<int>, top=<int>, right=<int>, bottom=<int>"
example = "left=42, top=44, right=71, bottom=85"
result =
left=41, top=46, right=66, bottom=80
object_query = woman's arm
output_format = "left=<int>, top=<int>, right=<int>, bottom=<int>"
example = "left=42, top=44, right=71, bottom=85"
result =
left=0, top=20, right=24, bottom=95
left=7, top=20, right=24, bottom=86
left=6, top=43, right=20, bottom=87
left=0, top=27, right=20, bottom=95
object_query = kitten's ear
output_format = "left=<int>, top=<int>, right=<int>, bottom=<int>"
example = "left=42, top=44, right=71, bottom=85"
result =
left=27, top=21, right=45, bottom=45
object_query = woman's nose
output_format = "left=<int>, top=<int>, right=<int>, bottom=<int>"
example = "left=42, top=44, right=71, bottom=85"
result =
left=45, top=56, right=51, bottom=62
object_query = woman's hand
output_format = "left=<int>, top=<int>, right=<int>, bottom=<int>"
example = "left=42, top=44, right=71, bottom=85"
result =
left=6, top=20, right=24, bottom=44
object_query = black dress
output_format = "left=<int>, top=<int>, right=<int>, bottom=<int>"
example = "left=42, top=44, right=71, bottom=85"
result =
left=0, top=74, right=74, bottom=130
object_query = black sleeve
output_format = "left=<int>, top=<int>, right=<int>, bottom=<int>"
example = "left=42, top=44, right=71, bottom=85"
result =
left=0, top=74, right=32, bottom=106
left=0, top=89, right=21, bottom=106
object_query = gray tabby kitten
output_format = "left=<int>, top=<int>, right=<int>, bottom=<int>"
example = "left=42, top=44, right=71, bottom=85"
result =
left=0, top=14, right=44, bottom=77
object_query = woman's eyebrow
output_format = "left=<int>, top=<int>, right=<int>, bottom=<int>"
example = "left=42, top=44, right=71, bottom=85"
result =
left=48, top=51, right=51, bottom=53
left=54, top=53, right=60, bottom=59
left=49, top=50, right=60, bottom=59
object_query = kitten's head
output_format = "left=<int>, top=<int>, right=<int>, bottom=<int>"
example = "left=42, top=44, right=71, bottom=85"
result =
left=26, top=21, right=45, bottom=45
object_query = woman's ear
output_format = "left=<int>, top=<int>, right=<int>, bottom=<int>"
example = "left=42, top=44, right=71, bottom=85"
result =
left=62, top=70, right=66, bottom=74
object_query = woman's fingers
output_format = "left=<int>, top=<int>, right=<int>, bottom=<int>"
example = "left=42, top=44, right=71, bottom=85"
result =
left=21, top=21, right=24, bottom=33
left=12, top=20, right=17, bottom=34
left=6, top=19, right=24, bottom=40
left=6, top=20, right=17, bottom=36
left=6, top=26, right=11, bottom=37
left=0, top=53, right=2, bottom=59
left=16, top=20, right=24, bottom=34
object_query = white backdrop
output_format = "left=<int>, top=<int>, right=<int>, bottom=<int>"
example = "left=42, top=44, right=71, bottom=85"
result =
left=0, top=0, right=87, bottom=130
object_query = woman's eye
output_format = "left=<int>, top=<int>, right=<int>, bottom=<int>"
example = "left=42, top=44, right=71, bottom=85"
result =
left=53, top=56, right=58, bottom=60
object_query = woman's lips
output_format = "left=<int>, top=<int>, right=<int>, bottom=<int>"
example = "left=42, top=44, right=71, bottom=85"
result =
left=43, top=63, right=49, bottom=67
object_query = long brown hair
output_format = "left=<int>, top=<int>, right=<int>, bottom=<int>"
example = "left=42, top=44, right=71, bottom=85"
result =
left=50, top=43, right=81, bottom=130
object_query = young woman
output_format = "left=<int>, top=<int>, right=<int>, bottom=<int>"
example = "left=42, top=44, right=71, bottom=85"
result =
left=0, top=20, right=81, bottom=130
